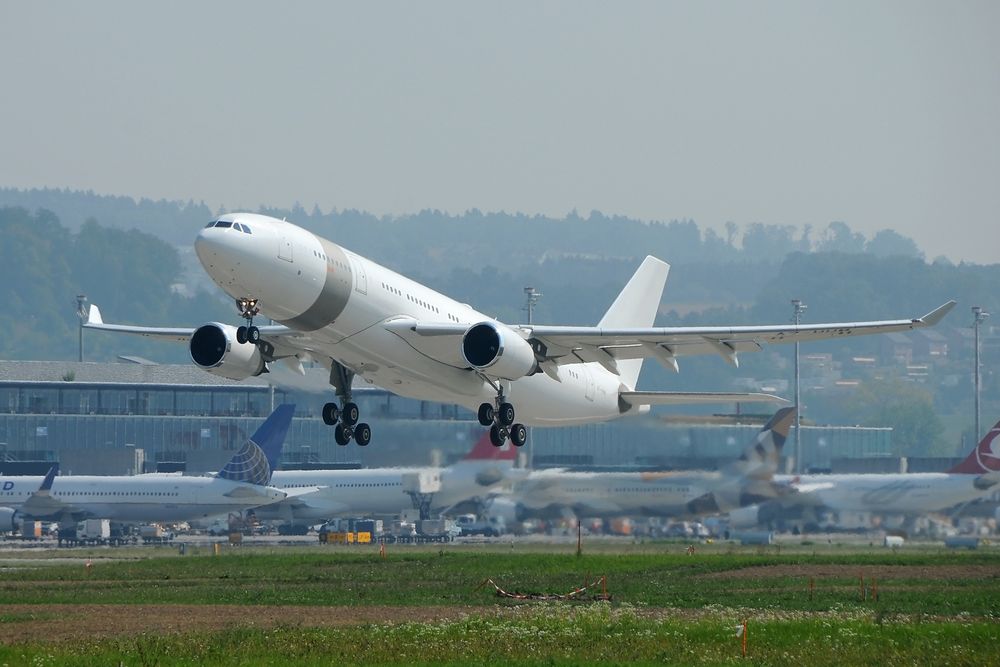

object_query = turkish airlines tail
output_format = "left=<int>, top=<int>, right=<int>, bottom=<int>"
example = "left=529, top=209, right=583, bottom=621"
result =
left=947, top=419, right=1000, bottom=474
left=462, top=431, right=518, bottom=462
left=596, top=256, right=670, bottom=390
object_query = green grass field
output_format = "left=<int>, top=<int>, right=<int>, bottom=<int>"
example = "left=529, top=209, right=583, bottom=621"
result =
left=0, top=542, right=997, bottom=665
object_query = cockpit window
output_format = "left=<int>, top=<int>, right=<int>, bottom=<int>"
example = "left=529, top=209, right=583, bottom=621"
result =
left=239, top=224, right=252, bottom=234
left=204, top=221, right=216, bottom=228
left=214, top=220, right=233, bottom=228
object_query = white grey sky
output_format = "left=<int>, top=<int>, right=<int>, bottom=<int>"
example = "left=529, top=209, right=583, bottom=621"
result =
left=1, top=1, right=998, bottom=262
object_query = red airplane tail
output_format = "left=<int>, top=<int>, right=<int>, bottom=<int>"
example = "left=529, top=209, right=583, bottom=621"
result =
left=462, top=431, right=518, bottom=462
left=948, top=419, right=1000, bottom=474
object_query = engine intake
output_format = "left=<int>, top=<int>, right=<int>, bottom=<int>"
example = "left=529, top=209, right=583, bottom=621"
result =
left=189, top=323, right=266, bottom=381
left=462, top=322, right=537, bottom=380
left=0, top=507, right=21, bottom=533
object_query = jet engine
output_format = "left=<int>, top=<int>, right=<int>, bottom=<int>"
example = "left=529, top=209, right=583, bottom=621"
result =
left=189, top=323, right=266, bottom=380
left=486, top=496, right=524, bottom=524
left=461, top=322, right=537, bottom=380
left=727, top=505, right=761, bottom=530
left=0, top=507, right=21, bottom=533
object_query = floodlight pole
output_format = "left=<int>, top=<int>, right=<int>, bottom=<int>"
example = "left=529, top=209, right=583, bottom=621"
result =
left=76, top=295, right=88, bottom=362
left=792, top=299, right=807, bottom=474
left=523, top=287, right=542, bottom=467
left=973, top=306, right=990, bottom=442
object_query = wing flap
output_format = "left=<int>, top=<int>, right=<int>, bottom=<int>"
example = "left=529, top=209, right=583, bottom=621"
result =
left=620, top=391, right=788, bottom=406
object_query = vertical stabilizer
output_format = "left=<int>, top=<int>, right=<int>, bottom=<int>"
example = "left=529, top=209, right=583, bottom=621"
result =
left=725, top=407, right=796, bottom=480
left=597, top=256, right=670, bottom=389
left=218, top=404, right=295, bottom=486
left=948, top=419, right=1000, bottom=474
left=462, top=432, right=518, bottom=462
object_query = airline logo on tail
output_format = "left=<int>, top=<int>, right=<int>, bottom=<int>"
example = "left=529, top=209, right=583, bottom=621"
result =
left=462, top=431, right=518, bottom=462
left=729, top=406, right=796, bottom=480
left=948, top=420, right=1000, bottom=474
left=218, top=404, right=296, bottom=485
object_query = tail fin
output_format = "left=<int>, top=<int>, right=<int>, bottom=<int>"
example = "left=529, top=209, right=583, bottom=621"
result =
left=217, top=404, right=295, bottom=486
left=726, top=407, right=797, bottom=480
left=597, top=256, right=670, bottom=389
left=462, top=431, right=518, bottom=462
left=948, top=419, right=1000, bottom=474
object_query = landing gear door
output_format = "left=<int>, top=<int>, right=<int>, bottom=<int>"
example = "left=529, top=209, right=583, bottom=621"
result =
left=278, top=236, right=293, bottom=263
left=348, top=254, right=368, bottom=295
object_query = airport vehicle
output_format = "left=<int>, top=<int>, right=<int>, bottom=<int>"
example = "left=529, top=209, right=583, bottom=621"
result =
left=83, top=213, right=954, bottom=446
left=253, top=431, right=521, bottom=527
left=489, top=407, right=796, bottom=523
left=455, top=513, right=506, bottom=537
left=0, top=405, right=296, bottom=530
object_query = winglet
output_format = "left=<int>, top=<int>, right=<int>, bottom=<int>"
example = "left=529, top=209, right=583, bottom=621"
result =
left=917, top=300, right=956, bottom=327
left=86, top=304, right=103, bottom=325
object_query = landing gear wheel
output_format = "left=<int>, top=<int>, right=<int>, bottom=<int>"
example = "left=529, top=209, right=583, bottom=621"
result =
left=510, top=423, right=527, bottom=448
left=498, top=402, right=515, bottom=427
left=322, top=402, right=340, bottom=426
left=247, top=326, right=260, bottom=344
left=236, top=326, right=248, bottom=344
left=354, top=423, right=372, bottom=446
left=342, top=402, right=360, bottom=426
left=477, top=403, right=495, bottom=426
left=334, top=423, right=352, bottom=446
left=489, top=423, right=508, bottom=447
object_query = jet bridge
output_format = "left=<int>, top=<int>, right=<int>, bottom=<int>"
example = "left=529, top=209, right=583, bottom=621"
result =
left=402, top=471, right=442, bottom=520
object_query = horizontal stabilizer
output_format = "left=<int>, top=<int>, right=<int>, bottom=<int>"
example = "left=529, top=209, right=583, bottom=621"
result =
left=620, top=391, right=788, bottom=407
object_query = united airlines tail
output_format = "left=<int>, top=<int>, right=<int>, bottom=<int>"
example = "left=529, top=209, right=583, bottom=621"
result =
left=947, top=419, right=1000, bottom=474
left=597, top=256, right=670, bottom=390
left=217, top=404, right=295, bottom=486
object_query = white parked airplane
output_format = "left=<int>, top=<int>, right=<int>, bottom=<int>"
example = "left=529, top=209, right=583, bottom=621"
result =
left=730, top=419, right=1000, bottom=527
left=84, top=212, right=955, bottom=448
left=254, top=431, right=520, bottom=526
left=0, top=405, right=296, bottom=529
left=489, top=407, right=796, bottom=522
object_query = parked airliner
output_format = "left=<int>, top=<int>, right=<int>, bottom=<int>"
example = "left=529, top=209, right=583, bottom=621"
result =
left=0, top=405, right=296, bottom=530
left=84, top=212, right=954, bottom=447
left=254, top=431, right=520, bottom=526
left=730, top=419, right=1000, bottom=528
left=488, top=407, right=796, bottom=522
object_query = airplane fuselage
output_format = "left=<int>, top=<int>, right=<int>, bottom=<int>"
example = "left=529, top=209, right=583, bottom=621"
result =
left=779, top=472, right=998, bottom=514
left=0, top=474, right=286, bottom=523
left=195, top=214, right=631, bottom=426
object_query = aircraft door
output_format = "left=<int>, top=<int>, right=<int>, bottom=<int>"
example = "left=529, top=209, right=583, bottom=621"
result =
left=349, top=255, right=368, bottom=295
left=583, top=365, right=595, bottom=402
left=278, top=236, right=293, bottom=263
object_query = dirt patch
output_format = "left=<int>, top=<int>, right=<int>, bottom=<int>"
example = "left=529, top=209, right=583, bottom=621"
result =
left=0, top=604, right=485, bottom=644
left=700, top=564, right=1000, bottom=581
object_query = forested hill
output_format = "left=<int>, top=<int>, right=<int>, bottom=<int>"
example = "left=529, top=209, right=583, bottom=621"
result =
left=0, top=188, right=996, bottom=362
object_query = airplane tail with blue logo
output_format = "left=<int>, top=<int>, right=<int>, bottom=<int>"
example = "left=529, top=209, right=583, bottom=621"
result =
left=217, top=404, right=295, bottom=486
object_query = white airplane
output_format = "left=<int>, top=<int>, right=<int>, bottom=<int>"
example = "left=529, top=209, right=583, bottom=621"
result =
left=730, top=419, right=1000, bottom=527
left=253, top=431, right=520, bottom=526
left=0, top=405, right=296, bottom=529
left=84, top=212, right=955, bottom=448
left=488, top=406, right=796, bottom=522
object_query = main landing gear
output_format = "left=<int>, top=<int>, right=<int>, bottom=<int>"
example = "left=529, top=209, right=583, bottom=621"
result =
left=322, top=362, right=372, bottom=446
left=478, top=394, right=527, bottom=448
left=235, top=298, right=261, bottom=345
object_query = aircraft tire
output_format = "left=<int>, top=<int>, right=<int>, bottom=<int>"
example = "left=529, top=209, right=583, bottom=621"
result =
left=498, top=402, right=515, bottom=427
left=247, top=326, right=260, bottom=344
left=334, top=424, right=352, bottom=446
left=354, top=423, right=372, bottom=446
left=489, top=424, right=506, bottom=447
left=343, top=402, right=360, bottom=426
left=477, top=403, right=494, bottom=426
left=236, top=326, right=248, bottom=344
left=510, top=423, right=527, bottom=447
left=322, top=402, right=340, bottom=426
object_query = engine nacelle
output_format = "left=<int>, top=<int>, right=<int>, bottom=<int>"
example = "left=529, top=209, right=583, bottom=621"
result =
left=0, top=507, right=21, bottom=533
left=189, top=323, right=266, bottom=381
left=461, top=322, right=537, bottom=380
left=727, top=505, right=761, bottom=529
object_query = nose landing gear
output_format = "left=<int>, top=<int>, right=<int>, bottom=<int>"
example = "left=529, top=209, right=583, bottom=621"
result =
left=235, top=298, right=261, bottom=344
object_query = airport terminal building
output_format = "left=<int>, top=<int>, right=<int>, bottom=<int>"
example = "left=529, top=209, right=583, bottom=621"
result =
left=0, top=360, right=896, bottom=475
